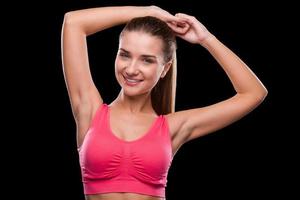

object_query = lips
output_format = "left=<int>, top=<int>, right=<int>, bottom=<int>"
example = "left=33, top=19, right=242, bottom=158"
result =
left=123, top=75, right=143, bottom=86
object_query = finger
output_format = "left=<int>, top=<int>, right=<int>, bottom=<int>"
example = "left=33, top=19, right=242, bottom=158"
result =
left=167, top=22, right=182, bottom=33
left=167, top=21, right=190, bottom=34
left=176, top=22, right=190, bottom=33
left=175, top=13, right=195, bottom=24
left=175, top=13, right=193, bottom=19
left=166, top=22, right=178, bottom=31
left=166, top=14, right=188, bottom=24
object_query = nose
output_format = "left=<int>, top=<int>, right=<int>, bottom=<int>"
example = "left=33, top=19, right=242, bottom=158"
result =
left=125, top=61, right=139, bottom=76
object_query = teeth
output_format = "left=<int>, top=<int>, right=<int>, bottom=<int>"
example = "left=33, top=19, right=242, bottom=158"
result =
left=126, top=78, right=140, bottom=83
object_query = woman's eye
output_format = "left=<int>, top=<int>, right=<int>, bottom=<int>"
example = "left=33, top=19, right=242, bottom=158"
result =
left=143, top=59, right=154, bottom=64
left=119, top=53, right=129, bottom=58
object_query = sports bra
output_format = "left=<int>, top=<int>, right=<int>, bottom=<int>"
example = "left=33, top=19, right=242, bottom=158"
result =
left=78, top=103, right=173, bottom=198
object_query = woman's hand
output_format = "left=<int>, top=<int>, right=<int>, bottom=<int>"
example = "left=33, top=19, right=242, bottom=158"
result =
left=148, top=6, right=188, bottom=34
left=168, top=13, right=214, bottom=45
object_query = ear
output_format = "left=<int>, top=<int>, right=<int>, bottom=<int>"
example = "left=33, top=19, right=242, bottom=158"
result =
left=161, top=61, right=172, bottom=78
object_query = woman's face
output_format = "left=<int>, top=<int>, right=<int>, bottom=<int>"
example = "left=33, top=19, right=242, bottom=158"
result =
left=115, top=31, right=169, bottom=97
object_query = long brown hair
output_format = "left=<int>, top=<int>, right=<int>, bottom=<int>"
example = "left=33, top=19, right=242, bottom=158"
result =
left=120, top=16, right=177, bottom=115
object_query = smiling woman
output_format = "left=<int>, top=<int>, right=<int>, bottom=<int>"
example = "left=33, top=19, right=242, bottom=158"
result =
left=61, top=5, right=267, bottom=200
left=115, top=30, right=170, bottom=97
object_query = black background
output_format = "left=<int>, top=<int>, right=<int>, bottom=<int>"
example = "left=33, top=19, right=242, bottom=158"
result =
left=9, top=0, right=297, bottom=199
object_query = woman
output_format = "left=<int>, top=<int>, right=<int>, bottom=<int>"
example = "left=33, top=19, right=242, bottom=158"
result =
left=61, top=5, right=267, bottom=200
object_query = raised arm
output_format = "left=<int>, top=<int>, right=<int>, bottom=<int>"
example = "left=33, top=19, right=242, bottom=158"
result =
left=166, top=13, right=268, bottom=147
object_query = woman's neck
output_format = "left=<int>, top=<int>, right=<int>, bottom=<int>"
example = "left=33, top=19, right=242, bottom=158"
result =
left=110, top=91, right=154, bottom=114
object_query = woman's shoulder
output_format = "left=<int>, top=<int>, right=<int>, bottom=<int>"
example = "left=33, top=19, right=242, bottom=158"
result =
left=164, top=110, right=186, bottom=138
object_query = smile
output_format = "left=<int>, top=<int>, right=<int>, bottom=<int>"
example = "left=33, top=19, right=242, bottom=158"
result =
left=123, top=75, right=143, bottom=86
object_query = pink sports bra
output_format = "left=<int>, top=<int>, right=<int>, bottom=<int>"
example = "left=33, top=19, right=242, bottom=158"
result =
left=78, top=103, right=173, bottom=198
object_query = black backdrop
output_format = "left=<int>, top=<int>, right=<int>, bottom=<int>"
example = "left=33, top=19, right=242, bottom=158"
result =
left=12, top=0, right=296, bottom=199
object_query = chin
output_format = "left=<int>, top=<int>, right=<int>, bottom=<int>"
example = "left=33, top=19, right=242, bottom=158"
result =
left=121, top=84, right=153, bottom=98
left=122, top=88, right=146, bottom=97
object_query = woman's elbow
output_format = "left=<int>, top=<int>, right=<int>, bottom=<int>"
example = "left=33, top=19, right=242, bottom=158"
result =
left=254, top=86, right=268, bottom=105
left=63, top=11, right=77, bottom=26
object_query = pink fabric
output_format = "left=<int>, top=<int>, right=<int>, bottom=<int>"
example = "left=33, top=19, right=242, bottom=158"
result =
left=78, top=104, right=173, bottom=198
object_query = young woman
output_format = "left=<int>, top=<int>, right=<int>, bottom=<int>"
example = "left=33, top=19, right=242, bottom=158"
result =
left=61, top=5, right=267, bottom=200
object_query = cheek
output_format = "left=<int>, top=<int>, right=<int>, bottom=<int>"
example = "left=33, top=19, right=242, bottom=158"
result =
left=153, top=64, right=164, bottom=77
left=145, top=67, right=162, bottom=82
left=114, top=60, right=123, bottom=83
left=115, top=59, right=124, bottom=73
left=115, top=58, right=120, bottom=69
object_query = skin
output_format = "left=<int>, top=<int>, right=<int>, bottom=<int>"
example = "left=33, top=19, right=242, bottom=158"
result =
left=62, top=6, right=267, bottom=200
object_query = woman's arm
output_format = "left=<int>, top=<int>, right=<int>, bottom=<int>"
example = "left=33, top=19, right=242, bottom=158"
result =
left=166, top=13, right=268, bottom=146
left=63, top=6, right=150, bottom=36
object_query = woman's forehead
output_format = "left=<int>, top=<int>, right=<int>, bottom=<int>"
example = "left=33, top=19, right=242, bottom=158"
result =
left=119, top=31, right=164, bottom=56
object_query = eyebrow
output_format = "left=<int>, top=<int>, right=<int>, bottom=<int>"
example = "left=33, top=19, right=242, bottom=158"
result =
left=119, top=48, right=157, bottom=59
